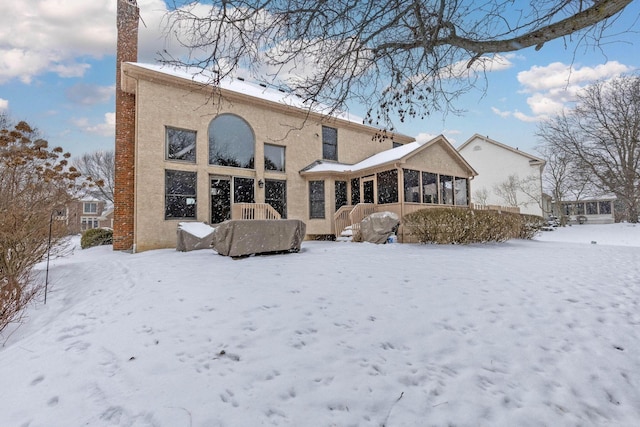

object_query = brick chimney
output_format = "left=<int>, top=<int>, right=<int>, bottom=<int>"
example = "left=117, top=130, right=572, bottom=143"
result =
left=114, top=0, right=139, bottom=251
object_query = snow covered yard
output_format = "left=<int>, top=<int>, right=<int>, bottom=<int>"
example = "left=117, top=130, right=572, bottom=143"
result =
left=2, top=224, right=640, bottom=427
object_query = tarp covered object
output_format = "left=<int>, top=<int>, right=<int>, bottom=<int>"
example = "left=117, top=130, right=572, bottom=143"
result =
left=176, top=222, right=216, bottom=252
left=212, top=219, right=306, bottom=257
left=360, top=211, right=400, bottom=244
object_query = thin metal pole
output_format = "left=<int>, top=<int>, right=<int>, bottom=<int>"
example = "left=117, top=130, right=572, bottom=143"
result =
left=44, top=211, right=53, bottom=304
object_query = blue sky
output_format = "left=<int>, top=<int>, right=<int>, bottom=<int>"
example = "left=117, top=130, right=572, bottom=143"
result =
left=1, top=0, right=639, bottom=160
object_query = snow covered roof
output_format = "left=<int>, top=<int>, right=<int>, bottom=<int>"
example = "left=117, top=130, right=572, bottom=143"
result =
left=124, top=62, right=396, bottom=132
left=301, top=135, right=477, bottom=176
left=458, top=133, right=545, bottom=165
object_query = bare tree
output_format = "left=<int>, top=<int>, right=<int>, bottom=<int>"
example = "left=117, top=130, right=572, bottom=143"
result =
left=493, top=174, right=542, bottom=210
left=473, top=187, right=489, bottom=206
left=538, top=75, right=640, bottom=222
left=73, top=150, right=115, bottom=203
left=0, top=119, right=83, bottom=333
left=162, top=0, right=633, bottom=129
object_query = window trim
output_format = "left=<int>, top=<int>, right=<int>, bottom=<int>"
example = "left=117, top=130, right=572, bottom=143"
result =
left=322, top=126, right=338, bottom=161
left=264, top=143, right=286, bottom=172
left=208, top=113, right=256, bottom=169
left=309, top=180, right=326, bottom=219
left=165, top=126, right=197, bottom=163
left=165, top=169, right=198, bottom=220
left=83, top=202, right=98, bottom=214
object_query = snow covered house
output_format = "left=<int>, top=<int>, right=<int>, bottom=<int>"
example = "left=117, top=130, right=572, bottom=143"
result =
left=113, top=0, right=477, bottom=251
left=458, top=134, right=546, bottom=217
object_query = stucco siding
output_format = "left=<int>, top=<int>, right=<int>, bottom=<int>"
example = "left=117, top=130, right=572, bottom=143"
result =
left=131, top=72, right=399, bottom=250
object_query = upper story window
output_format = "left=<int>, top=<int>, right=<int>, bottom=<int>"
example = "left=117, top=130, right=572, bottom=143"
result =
left=264, top=143, right=285, bottom=172
left=322, top=126, right=337, bottom=161
left=83, top=202, right=98, bottom=214
left=166, top=126, right=196, bottom=162
left=209, top=114, right=255, bottom=169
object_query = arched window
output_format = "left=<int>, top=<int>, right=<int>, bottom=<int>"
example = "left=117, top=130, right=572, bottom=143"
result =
left=208, top=114, right=255, bottom=169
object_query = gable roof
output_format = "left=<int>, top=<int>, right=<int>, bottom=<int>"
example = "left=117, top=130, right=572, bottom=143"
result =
left=458, top=133, right=545, bottom=165
left=301, top=135, right=477, bottom=177
left=121, top=62, right=415, bottom=143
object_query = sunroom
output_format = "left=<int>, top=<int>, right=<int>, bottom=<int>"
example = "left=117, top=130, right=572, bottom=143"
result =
left=300, top=135, right=478, bottom=241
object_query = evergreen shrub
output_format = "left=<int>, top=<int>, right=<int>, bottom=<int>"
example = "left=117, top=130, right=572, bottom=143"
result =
left=81, top=228, right=113, bottom=249
left=403, top=208, right=545, bottom=244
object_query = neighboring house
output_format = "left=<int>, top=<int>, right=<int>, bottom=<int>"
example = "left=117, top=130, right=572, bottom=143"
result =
left=553, top=196, right=616, bottom=224
left=113, top=0, right=477, bottom=251
left=60, top=199, right=110, bottom=234
left=458, top=134, right=546, bottom=217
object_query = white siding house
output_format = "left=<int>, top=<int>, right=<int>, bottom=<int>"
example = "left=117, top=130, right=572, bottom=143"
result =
left=458, top=134, right=545, bottom=217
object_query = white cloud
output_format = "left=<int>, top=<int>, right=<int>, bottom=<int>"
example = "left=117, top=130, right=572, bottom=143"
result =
left=0, top=0, right=171, bottom=84
left=496, top=61, right=635, bottom=123
left=414, top=130, right=460, bottom=145
left=0, top=98, right=8, bottom=110
left=73, top=112, right=115, bottom=137
left=66, top=84, right=115, bottom=105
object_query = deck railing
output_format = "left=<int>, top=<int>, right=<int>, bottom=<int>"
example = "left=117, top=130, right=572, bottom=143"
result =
left=232, top=203, right=282, bottom=220
left=471, top=203, right=520, bottom=214
left=334, top=205, right=354, bottom=236
left=348, top=203, right=377, bottom=233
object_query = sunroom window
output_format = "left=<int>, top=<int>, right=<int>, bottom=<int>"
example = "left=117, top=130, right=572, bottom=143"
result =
left=403, top=169, right=420, bottom=203
left=377, top=170, right=398, bottom=204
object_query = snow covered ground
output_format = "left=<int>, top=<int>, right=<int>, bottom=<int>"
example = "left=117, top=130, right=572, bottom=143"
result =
left=2, top=223, right=640, bottom=427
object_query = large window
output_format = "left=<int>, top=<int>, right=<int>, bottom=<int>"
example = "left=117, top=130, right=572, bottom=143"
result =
left=600, top=201, right=612, bottom=214
left=233, top=177, right=255, bottom=203
left=322, top=126, right=338, bottom=161
left=454, top=177, right=468, bottom=206
left=440, top=175, right=454, bottom=205
left=83, top=202, right=97, bottom=214
left=209, top=114, right=255, bottom=168
left=309, top=180, right=325, bottom=219
left=264, top=143, right=285, bottom=172
left=377, top=170, right=398, bottom=204
left=351, top=178, right=360, bottom=205
left=166, top=126, right=196, bottom=162
left=422, top=172, right=438, bottom=204
left=265, top=179, right=287, bottom=218
left=586, top=201, right=598, bottom=215
left=403, top=169, right=420, bottom=203
left=335, top=181, right=347, bottom=211
left=165, top=170, right=197, bottom=219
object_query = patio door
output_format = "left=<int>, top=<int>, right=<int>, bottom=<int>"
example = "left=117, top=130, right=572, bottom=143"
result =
left=363, top=177, right=375, bottom=204
left=210, top=175, right=231, bottom=224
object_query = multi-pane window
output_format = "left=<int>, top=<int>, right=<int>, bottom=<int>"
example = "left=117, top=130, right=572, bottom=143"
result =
left=81, top=217, right=99, bottom=230
left=264, top=143, right=285, bottom=172
left=265, top=179, right=287, bottom=218
left=454, top=177, right=468, bottom=206
left=165, top=170, right=197, bottom=219
left=166, top=126, right=196, bottom=162
left=233, top=177, right=255, bottom=203
left=403, top=169, right=420, bottom=202
left=377, top=170, right=398, bottom=204
left=422, top=172, right=438, bottom=204
left=335, top=181, right=347, bottom=211
left=309, top=180, right=325, bottom=219
left=83, top=202, right=97, bottom=214
left=322, top=126, right=338, bottom=161
left=575, top=203, right=585, bottom=215
left=599, top=201, right=612, bottom=214
left=209, top=114, right=255, bottom=168
left=586, top=202, right=598, bottom=215
left=350, top=178, right=360, bottom=205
